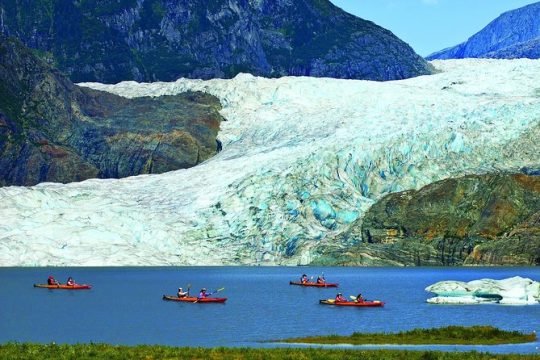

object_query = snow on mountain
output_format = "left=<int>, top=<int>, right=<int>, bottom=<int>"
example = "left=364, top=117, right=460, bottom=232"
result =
left=426, top=276, right=540, bottom=305
left=1, top=59, right=539, bottom=266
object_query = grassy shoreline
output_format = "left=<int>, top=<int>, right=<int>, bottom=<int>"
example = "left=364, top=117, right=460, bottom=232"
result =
left=1, top=344, right=540, bottom=360
left=277, top=326, right=537, bottom=345
left=2, top=326, right=537, bottom=359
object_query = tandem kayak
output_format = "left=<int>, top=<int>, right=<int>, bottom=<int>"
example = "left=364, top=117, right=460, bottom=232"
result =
left=34, top=284, right=92, bottom=290
left=319, top=299, right=384, bottom=307
left=162, top=295, right=227, bottom=303
left=289, top=281, right=338, bottom=288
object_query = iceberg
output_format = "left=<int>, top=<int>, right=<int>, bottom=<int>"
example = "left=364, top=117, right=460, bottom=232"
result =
left=426, top=276, right=540, bottom=305
left=0, top=59, right=539, bottom=266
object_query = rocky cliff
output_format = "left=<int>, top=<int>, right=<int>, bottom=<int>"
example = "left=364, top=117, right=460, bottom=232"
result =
left=427, top=2, right=540, bottom=60
left=0, top=0, right=432, bottom=83
left=347, top=174, right=540, bottom=266
left=0, top=35, right=223, bottom=186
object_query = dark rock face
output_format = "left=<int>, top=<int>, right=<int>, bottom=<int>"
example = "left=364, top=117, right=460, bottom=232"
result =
left=427, top=2, right=540, bottom=60
left=335, top=174, right=540, bottom=266
left=0, top=36, right=223, bottom=186
left=0, top=0, right=432, bottom=83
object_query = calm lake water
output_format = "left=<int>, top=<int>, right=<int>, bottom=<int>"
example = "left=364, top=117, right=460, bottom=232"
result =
left=0, top=267, right=539, bottom=354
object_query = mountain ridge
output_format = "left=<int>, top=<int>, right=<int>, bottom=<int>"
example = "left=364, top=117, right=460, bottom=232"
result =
left=0, top=0, right=432, bottom=83
left=427, top=2, right=540, bottom=60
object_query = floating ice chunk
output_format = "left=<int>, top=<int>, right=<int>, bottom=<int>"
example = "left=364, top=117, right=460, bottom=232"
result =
left=426, top=276, right=540, bottom=305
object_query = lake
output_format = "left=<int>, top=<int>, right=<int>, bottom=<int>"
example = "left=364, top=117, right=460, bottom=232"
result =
left=0, top=267, right=538, bottom=354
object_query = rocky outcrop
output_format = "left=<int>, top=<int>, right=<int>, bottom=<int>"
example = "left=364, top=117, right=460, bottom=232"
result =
left=0, top=0, right=432, bottom=83
left=345, top=174, right=540, bottom=266
left=427, top=2, right=540, bottom=60
left=0, top=36, right=223, bottom=186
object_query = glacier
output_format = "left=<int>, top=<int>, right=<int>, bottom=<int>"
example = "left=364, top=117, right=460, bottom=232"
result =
left=0, top=59, right=539, bottom=266
left=425, top=276, right=540, bottom=305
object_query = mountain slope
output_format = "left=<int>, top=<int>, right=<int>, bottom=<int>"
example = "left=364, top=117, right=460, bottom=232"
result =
left=0, top=58, right=538, bottom=266
left=485, top=37, right=540, bottom=59
left=0, top=0, right=432, bottom=82
left=427, top=2, right=540, bottom=60
left=0, top=35, right=223, bottom=186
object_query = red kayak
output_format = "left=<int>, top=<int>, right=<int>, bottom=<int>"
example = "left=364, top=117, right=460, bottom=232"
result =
left=319, top=299, right=384, bottom=307
left=289, top=281, right=338, bottom=288
left=162, top=295, right=227, bottom=303
left=34, top=284, right=92, bottom=290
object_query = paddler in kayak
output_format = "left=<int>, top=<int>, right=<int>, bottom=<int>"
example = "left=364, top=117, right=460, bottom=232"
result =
left=177, top=287, right=188, bottom=298
left=66, top=276, right=75, bottom=286
left=198, top=288, right=209, bottom=299
left=301, top=274, right=309, bottom=284
left=316, top=275, right=325, bottom=284
left=335, top=292, right=347, bottom=303
left=355, top=293, right=364, bottom=303
left=47, top=275, right=59, bottom=285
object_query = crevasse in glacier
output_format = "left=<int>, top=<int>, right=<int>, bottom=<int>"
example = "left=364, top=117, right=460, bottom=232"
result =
left=0, top=59, right=539, bottom=266
left=425, top=276, right=540, bottom=305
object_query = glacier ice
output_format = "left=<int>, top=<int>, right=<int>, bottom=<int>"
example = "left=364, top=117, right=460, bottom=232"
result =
left=0, top=59, right=539, bottom=266
left=425, top=276, right=540, bottom=305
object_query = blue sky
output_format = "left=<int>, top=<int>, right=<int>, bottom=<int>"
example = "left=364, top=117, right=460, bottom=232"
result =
left=329, top=0, right=540, bottom=56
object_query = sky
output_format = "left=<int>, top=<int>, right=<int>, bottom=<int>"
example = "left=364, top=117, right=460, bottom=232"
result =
left=329, top=0, right=540, bottom=56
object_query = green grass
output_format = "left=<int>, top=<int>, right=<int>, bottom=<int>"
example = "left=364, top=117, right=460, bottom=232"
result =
left=1, top=343, right=539, bottom=360
left=278, top=326, right=537, bottom=345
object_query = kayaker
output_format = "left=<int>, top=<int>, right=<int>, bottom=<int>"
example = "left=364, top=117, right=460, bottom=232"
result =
left=198, top=288, right=209, bottom=299
left=177, top=287, right=188, bottom=298
left=301, top=274, right=308, bottom=284
left=66, top=277, right=75, bottom=286
left=355, top=293, right=364, bottom=303
left=316, top=276, right=325, bottom=284
left=335, top=293, right=346, bottom=302
left=47, top=276, right=59, bottom=285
